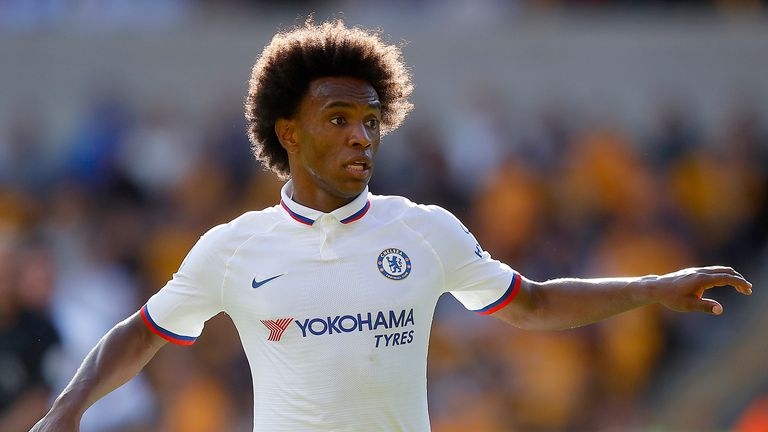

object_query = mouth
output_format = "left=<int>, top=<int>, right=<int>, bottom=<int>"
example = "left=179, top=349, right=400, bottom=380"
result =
left=343, top=158, right=373, bottom=178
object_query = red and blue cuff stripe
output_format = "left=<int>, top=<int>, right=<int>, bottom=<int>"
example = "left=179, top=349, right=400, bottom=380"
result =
left=140, top=305, right=197, bottom=345
left=472, top=273, right=521, bottom=315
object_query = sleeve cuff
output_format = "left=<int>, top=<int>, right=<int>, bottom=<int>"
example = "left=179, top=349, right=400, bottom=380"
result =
left=140, top=305, right=198, bottom=346
left=471, top=273, right=521, bottom=315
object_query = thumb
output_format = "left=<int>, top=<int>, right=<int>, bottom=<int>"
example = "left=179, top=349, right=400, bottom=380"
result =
left=688, top=298, right=723, bottom=315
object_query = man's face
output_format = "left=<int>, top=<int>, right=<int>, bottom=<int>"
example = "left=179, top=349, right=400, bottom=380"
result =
left=282, top=77, right=381, bottom=208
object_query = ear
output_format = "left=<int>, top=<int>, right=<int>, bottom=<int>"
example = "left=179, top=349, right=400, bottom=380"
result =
left=275, top=118, right=299, bottom=154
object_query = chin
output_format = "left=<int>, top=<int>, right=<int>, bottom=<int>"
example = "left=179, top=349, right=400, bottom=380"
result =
left=339, top=183, right=368, bottom=198
left=334, top=178, right=369, bottom=197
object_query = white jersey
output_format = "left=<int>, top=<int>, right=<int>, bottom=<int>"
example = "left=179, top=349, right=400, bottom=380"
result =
left=142, top=181, right=519, bottom=432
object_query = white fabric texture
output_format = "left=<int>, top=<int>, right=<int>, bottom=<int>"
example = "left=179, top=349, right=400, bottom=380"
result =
left=144, top=181, right=517, bottom=431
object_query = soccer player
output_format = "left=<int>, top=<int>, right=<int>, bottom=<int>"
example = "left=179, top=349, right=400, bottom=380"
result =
left=31, top=19, right=752, bottom=432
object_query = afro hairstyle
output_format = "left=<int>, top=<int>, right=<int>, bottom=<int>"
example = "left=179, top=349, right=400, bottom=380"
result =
left=244, top=18, right=414, bottom=178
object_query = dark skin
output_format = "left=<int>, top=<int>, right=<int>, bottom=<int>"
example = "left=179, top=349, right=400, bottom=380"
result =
left=30, top=313, right=165, bottom=432
left=497, top=268, right=752, bottom=330
left=30, top=76, right=753, bottom=431
left=275, top=76, right=381, bottom=212
left=274, top=77, right=753, bottom=328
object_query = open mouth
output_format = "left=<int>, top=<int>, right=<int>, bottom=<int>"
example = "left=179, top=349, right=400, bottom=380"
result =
left=345, top=159, right=372, bottom=174
left=347, top=162, right=368, bottom=171
left=344, top=159, right=372, bottom=178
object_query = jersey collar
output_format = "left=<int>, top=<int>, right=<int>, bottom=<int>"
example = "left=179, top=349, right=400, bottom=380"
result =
left=279, top=181, right=371, bottom=226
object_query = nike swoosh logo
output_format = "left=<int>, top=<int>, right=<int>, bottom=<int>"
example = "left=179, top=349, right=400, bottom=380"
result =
left=252, top=274, right=285, bottom=289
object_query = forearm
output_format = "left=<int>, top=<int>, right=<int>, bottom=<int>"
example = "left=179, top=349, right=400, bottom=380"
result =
left=524, top=275, right=657, bottom=330
left=497, top=266, right=751, bottom=330
left=48, top=312, right=166, bottom=419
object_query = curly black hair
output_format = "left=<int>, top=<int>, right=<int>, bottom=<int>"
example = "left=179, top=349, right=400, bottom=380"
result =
left=244, top=18, right=414, bottom=179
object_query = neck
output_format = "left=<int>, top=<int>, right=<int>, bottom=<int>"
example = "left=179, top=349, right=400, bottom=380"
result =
left=291, top=187, right=356, bottom=213
left=287, top=164, right=365, bottom=213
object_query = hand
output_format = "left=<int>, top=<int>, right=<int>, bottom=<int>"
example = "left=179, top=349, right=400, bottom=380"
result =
left=28, top=411, right=79, bottom=432
left=650, top=266, right=753, bottom=315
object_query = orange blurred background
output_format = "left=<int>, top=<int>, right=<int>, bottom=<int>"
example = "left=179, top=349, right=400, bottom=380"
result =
left=1, top=1, right=767, bottom=431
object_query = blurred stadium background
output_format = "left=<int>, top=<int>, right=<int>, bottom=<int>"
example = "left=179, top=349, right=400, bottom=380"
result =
left=1, top=1, right=767, bottom=431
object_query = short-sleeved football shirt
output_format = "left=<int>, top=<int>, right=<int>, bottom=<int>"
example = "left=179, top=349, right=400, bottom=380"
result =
left=142, top=181, right=519, bottom=431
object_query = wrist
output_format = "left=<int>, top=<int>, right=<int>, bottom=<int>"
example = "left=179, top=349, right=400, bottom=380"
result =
left=629, top=275, right=660, bottom=306
left=49, top=390, right=86, bottom=420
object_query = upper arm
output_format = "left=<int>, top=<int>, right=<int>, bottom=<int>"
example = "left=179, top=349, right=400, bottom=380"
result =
left=488, top=276, right=545, bottom=329
left=413, top=204, right=520, bottom=313
left=127, top=311, right=169, bottom=351
left=142, top=225, right=229, bottom=345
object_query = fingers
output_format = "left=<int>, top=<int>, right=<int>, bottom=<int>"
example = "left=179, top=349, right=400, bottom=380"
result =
left=682, top=297, right=724, bottom=315
left=661, top=266, right=753, bottom=315
left=694, top=265, right=745, bottom=279
left=696, top=272, right=753, bottom=295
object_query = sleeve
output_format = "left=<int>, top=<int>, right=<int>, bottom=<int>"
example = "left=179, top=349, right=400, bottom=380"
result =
left=422, top=205, right=520, bottom=315
left=141, top=225, right=228, bottom=345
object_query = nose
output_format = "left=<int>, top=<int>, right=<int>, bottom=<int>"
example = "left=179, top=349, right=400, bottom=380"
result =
left=348, top=121, right=373, bottom=148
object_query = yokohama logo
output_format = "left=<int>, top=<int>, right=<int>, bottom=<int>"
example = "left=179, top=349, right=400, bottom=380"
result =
left=260, top=318, right=293, bottom=341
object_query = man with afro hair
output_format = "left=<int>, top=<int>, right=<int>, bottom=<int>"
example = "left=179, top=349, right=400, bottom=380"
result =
left=33, top=19, right=752, bottom=432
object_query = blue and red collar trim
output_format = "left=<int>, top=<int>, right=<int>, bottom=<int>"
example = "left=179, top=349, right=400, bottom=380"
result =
left=280, top=200, right=316, bottom=226
left=279, top=182, right=371, bottom=226
left=339, top=200, right=370, bottom=224
left=280, top=198, right=371, bottom=226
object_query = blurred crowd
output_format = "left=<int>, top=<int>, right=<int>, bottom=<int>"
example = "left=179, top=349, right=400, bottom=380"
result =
left=400, top=101, right=768, bottom=431
left=1, top=5, right=768, bottom=432
left=1, top=77, right=766, bottom=431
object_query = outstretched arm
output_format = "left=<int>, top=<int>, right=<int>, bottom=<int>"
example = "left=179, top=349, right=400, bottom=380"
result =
left=493, top=266, right=753, bottom=331
left=30, top=312, right=167, bottom=432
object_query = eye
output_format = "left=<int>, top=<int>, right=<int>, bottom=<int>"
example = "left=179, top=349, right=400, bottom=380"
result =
left=330, top=116, right=346, bottom=126
left=365, top=118, right=379, bottom=130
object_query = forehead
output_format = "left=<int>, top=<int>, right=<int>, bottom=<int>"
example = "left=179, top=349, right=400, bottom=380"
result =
left=303, top=77, right=380, bottom=109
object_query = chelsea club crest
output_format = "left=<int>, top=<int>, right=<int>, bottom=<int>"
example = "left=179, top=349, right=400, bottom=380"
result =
left=377, top=248, right=412, bottom=280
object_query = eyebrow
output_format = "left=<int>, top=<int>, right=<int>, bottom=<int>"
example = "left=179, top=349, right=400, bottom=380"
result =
left=321, top=100, right=381, bottom=111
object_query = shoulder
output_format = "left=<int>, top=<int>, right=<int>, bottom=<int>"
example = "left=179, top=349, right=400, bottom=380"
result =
left=194, top=205, right=283, bottom=256
left=370, top=193, right=466, bottom=235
